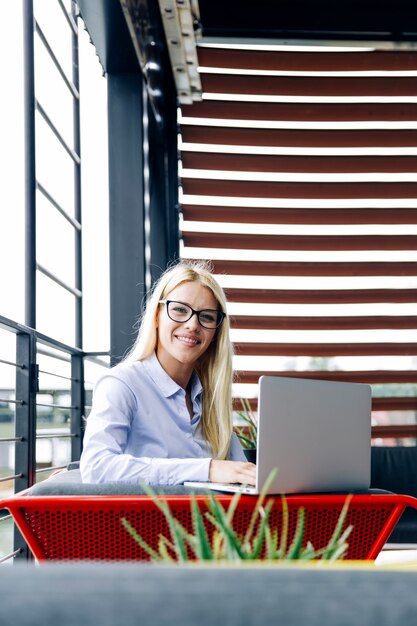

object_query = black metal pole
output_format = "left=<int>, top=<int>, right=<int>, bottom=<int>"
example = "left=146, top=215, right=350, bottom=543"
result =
left=164, top=83, right=180, bottom=263
left=22, top=0, right=36, bottom=329
left=72, top=1, right=83, bottom=351
left=14, top=330, right=37, bottom=560
left=71, top=353, right=84, bottom=461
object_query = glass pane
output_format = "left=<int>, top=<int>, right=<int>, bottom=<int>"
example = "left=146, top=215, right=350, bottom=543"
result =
left=0, top=330, right=17, bottom=492
left=0, top=328, right=17, bottom=562
left=0, top=517, right=14, bottom=564
left=33, top=0, right=73, bottom=79
left=79, top=20, right=110, bottom=353
left=35, top=111, right=75, bottom=217
left=36, top=271, right=76, bottom=347
left=84, top=357, right=111, bottom=416
left=34, top=31, right=74, bottom=149
left=0, top=3, right=25, bottom=324
left=36, top=189, right=76, bottom=288
left=36, top=348, right=72, bottom=481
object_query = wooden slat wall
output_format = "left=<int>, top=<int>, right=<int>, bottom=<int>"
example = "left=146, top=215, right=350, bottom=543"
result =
left=179, top=45, right=417, bottom=441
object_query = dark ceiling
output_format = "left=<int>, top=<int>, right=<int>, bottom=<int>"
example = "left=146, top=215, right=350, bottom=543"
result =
left=77, top=0, right=417, bottom=78
left=76, top=0, right=417, bottom=122
left=198, top=0, right=417, bottom=42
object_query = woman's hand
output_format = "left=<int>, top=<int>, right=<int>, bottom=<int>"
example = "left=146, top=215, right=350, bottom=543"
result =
left=209, top=460, right=257, bottom=486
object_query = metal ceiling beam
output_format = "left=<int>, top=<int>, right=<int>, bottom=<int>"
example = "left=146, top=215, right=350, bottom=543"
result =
left=157, top=0, right=202, bottom=104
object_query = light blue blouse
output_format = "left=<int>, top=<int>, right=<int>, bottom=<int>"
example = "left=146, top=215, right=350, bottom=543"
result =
left=80, top=352, right=245, bottom=484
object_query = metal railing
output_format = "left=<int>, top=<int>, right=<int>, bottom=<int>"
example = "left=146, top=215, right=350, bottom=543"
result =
left=0, top=314, right=109, bottom=563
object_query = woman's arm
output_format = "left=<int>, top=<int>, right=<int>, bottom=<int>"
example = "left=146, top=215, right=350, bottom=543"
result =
left=80, top=375, right=211, bottom=485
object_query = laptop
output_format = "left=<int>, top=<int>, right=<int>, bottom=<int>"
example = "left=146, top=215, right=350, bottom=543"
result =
left=184, top=375, right=372, bottom=495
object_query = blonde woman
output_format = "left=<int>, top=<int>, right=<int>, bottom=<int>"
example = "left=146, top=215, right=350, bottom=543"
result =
left=80, top=261, right=256, bottom=486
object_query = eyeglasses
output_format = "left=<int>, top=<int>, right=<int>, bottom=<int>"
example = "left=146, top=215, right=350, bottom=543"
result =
left=159, top=300, right=225, bottom=329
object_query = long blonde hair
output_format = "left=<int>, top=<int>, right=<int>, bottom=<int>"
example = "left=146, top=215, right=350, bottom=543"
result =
left=124, top=260, right=234, bottom=459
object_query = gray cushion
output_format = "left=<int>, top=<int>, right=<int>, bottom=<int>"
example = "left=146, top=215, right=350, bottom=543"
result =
left=29, top=467, right=390, bottom=497
left=371, top=446, right=417, bottom=543
left=0, top=563, right=417, bottom=626
left=29, top=469, right=222, bottom=496
left=29, top=469, right=388, bottom=497
left=371, top=446, right=417, bottom=497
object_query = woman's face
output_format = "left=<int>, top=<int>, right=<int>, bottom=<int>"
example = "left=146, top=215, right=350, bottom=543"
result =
left=156, top=281, right=219, bottom=382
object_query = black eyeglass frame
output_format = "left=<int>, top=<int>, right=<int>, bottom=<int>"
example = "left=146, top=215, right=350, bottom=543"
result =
left=159, top=300, right=226, bottom=329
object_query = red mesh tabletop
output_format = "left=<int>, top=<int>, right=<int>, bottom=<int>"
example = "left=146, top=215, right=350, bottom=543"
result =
left=1, top=493, right=415, bottom=562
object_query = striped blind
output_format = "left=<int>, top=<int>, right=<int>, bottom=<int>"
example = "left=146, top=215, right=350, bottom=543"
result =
left=179, top=45, right=417, bottom=442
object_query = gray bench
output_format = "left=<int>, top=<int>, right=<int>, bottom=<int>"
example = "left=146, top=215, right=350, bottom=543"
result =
left=0, top=563, right=416, bottom=626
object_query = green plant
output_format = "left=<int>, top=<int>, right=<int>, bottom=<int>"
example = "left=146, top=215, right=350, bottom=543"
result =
left=121, top=470, right=352, bottom=563
left=235, top=398, right=257, bottom=449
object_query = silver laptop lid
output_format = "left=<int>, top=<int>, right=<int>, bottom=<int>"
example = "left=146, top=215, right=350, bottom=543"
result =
left=256, top=376, right=372, bottom=494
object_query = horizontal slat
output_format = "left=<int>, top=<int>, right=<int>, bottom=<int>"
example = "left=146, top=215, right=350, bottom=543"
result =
left=235, top=370, right=417, bottom=384
left=234, top=343, right=417, bottom=357
left=182, top=152, right=417, bottom=173
left=233, top=396, right=417, bottom=411
left=181, top=126, right=417, bottom=147
left=372, top=424, right=417, bottom=439
left=233, top=420, right=417, bottom=440
left=373, top=397, right=417, bottom=411
left=204, top=259, right=417, bottom=276
left=234, top=419, right=416, bottom=440
left=197, top=48, right=417, bottom=72
left=225, top=288, right=417, bottom=304
left=182, top=100, right=417, bottom=122
left=182, top=179, right=417, bottom=199
left=201, top=74, right=417, bottom=97
left=182, top=206, right=417, bottom=225
left=230, top=315, right=417, bottom=331
left=183, top=232, right=417, bottom=251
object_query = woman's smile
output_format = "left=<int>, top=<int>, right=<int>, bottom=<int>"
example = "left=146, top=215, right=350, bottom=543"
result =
left=175, top=334, right=201, bottom=346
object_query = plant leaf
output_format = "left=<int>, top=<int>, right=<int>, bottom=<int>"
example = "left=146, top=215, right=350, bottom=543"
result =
left=244, top=468, right=278, bottom=545
left=299, top=541, right=316, bottom=561
left=212, top=531, right=223, bottom=560
left=138, top=483, right=190, bottom=561
left=158, top=535, right=175, bottom=561
left=190, top=497, right=213, bottom=560
left=169, top=518, right=193, bottom=562
left=251, top=500, right=274, bottom=559
left=121, top=517, right=161, bottom=561
left=277, top=495, right=289, bottom=558
left=286, top=507, right=305, bottom=559
left=241, top=398, right=257, bottom=426
left=236, top=431, right=256, bottom=449
left=321, top=495, right=352, bottom=561
left=327, top=541, right=350, bottom=562
left=224, top=491, right=242, bottom=525
left=205, top=507, right=244, bottom=560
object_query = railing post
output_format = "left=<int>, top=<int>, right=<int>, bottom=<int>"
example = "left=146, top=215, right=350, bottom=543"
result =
left=14, top=330, right=37, bottom=560
left=71, top=353, right=84, bottom=461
